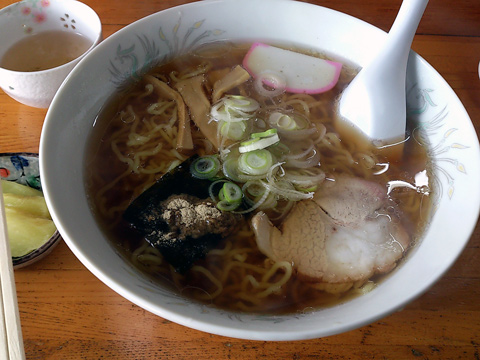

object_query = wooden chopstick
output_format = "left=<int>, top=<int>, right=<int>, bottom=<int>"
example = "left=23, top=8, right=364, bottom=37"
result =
left=0, top=281, right=10, bottom=360
left=0, top=181, right=26, bottom=360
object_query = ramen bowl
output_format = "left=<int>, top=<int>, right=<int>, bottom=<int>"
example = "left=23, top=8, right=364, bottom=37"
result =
left=0, top=0, right=101, bottom=108
left=40, top=0, right=480, bottom=340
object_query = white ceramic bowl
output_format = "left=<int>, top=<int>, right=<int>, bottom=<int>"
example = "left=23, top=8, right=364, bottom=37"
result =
left=0, top=0, right=101, bottom=108
left=40, top=0, right=480, bottom=341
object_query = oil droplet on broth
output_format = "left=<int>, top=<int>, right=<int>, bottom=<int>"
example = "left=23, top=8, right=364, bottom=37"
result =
left=0, top=30, right=92, bottom=72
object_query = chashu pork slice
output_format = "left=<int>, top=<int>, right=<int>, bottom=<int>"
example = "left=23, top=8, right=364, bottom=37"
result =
left=251, top=175, right=410, bottom=291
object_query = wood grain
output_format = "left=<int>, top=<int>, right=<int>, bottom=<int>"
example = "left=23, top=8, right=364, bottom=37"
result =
left=1, top=0, right=479, bottom=358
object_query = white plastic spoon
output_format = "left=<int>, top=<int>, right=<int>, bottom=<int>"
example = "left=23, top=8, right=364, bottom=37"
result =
left=338, top=0, right=429, bottom=149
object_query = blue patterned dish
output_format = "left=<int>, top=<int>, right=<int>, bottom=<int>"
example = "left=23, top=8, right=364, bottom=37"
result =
left=0, top=152, right=61, bottom=268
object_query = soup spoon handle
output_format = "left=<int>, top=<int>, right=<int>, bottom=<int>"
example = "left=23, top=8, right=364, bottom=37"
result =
left=338, top=0, right=429, bottom=145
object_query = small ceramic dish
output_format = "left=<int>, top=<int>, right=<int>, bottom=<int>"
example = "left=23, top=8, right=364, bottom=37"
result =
left=0, top=0, right=102, bottom=108
left=0, top=152, right=61, bottom=269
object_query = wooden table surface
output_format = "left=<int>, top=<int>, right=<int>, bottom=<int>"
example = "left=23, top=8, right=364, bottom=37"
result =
left=1, top=0, right=479, bottom=358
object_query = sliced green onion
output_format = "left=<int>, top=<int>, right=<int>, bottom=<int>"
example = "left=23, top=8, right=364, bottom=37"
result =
left=238, top=149, right=273, bottom=175
left=190, top=156, right=220, bottom=179
left=233, top=187, right=271, bottom=215
left=283, top=168, right=325, bottom=187
left=269, top=142, right=290, bottom=158
left=269, top=112, right=297, bottom=130
left=250, top=128, right=278, bottom=139
left=222, top=155, right=242, bottom=182
left=261, top=180, right=314, bottom=201
left=211, top=102, right=249, bottom=122
left=208, top=179, right=228, bottom=202
left=218, top=188, right=226, bottom=201
left=268, top=112, right=312, bottom=132
left=224, top=95, right=259, bottom=112
left=238, top=133, right=280, bottom=153
left=211, top=96, right=259, bottom=123
left=217, top=199, right=241, bottom=211
left=209, top=179, right=243, bottom=211
left=291, top=113, right=310, bottom=130
left=240, top=138, right=260, bottom=147
left=296, top=184, right=318, bottom=193
left=258, top=192, right=278, bottom=210
left=277, top=115, right=297, bottom=130
left=221, top=182, right=243, bottom=203
left=242, top=181, right=266, bottom=197
left=220, top=120, right=247, bottom=140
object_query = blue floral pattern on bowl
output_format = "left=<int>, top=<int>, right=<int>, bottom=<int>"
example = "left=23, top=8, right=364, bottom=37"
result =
left=406, top=84, right=470, bottom=211
left=109, top=16, right=225, bottom=90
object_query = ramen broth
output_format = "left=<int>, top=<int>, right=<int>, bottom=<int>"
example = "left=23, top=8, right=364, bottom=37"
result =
left=85, top=42, right=432, bottom=314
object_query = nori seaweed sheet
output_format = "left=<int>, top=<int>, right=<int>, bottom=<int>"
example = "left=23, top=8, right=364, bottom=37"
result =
left=123, top=156, right=224, bottom=273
